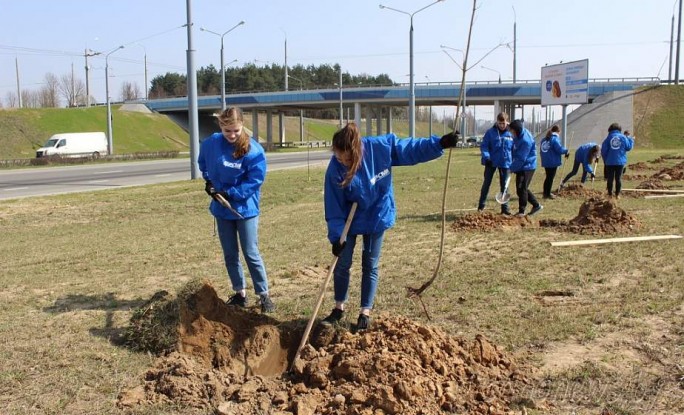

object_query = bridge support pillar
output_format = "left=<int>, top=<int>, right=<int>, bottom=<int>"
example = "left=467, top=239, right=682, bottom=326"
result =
left=387, top=108, right=393, bottom=134
left=376, top=107, right=382, bottom=136
left=266, top=110, right=273, bottom=151
left=278, top=113, right=285, bottom=146
left=354, top=102, right=361, bottom=127
left=365, top=106, right=373, bottom=137
left=252, top=110, right=259, bottom=143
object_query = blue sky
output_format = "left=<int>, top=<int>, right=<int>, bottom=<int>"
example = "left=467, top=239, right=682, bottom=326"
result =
left=0, top=0, right=679, bottom=110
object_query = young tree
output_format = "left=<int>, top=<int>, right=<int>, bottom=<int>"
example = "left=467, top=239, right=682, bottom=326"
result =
left=40, top=73, right=61, bottom=108
left=22, top=90, right=40, bottom=108
left=5, top=91, right=18, bottom=108
left=119, top=81, right=141, bottom=101
left=58, top=73, right=85, bottom=107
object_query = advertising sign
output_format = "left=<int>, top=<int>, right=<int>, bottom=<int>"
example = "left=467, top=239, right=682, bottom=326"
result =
left=540, top=59, right=588, bottom=106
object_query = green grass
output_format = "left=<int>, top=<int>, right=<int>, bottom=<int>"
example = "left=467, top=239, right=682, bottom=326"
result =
left=634, top=84, right=684, bottom=148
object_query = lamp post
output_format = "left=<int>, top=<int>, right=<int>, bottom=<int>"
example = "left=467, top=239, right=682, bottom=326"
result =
left=334, top=68, right=343, bottom=129
left=134, top=43, right=148, bottom=100
left=84, top=49, right=101, bottom=107
left=379, top=0, right=445, bottom=138
left=200, top=20, right=245, bottom=111
left=105, top=45, right=124, bottom=155
left=512, top=5, right=517, bottom=84
left=481, top=65, right=502, bottom=84
left=440, top=46, right=468, bottom=138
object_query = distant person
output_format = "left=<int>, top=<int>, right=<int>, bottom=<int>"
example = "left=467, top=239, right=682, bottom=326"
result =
left=539, top=125, right=569, bottom=199
left=509, top=120, right=543, bottom=217
left=322, top=123, right=459, bottom=331
left=560, top=142, right=601, bottom=187
left=477, top=112, right=513, bottom=215
left=601, top=122, right=634, bottom=199
left=198, top=107, right=275, bottom=313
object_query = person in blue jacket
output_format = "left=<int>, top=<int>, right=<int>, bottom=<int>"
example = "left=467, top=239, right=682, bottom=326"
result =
left=539, top=125, right=569, bottom=199
left=560, top=142, right=601, bottom=188
left=322, top=122, right=459, bottom=331
left=601, top=122, right=634, bottom=199
left=478, top=112, right=514, bottom=215
left=509, top=120, right=543, bottom=217
left=198, top=107, right=274, bottom=313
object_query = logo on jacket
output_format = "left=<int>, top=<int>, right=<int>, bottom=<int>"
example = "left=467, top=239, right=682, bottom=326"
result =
left=540, top=141, right=551, bottom=152
left=370, top=168, right=390, bottom=185
left=223, top=160, right=242, bottom=169
left=610, top=136, right=622, bottom=150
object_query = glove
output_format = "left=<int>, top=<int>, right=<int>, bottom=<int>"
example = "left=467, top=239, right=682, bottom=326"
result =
left=332, top=241, right=346, bottom=257
left=564, top=152, right=570, bottom=159
left=439, top=131, right=460, bottom=149
left=485, top=159, right=493, bottom=168
left=623, top=166, right=627, bottom=174
left=590, top=173, right=596, bottom=180
left=205, top=180, right=217, bottom=197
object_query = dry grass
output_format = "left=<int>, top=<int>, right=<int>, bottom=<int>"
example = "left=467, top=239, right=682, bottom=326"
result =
left=0, top=148, right=683, bottom=414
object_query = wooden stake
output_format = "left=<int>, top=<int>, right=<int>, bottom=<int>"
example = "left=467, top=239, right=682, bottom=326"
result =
left=644, top=194, right=684, bottom=199
left=551, top=234, right=682, bottom=247
left=622, top=188, right=684, bottom=193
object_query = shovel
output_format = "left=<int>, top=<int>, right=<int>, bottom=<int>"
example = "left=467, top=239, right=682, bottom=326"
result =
left=215, top=193, right=244, bottom=220
left=590, top=158, right=599, bottom=189
left=495, top=175, right=512, bottom=204
left=290, top=202, right=358, bottom=372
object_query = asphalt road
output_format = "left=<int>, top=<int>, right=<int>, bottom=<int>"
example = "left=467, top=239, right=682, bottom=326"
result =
left=0, top=150, right=332, bottom=200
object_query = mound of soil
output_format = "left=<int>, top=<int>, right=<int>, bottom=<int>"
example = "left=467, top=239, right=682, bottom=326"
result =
left=556, top=183, right=604, bottom=199
left=539, top=197, right=640, bottom=235
left=118, top=282, right=533, bottom=415
left=650, top=154, right=684, bottom=163
left=636, top=179, right=668, bottom=190
left=451, top=211, right=535, bottom=232
left=628, top=161, right=650, bottom=171
left=652, top=161, right=684, bottom=180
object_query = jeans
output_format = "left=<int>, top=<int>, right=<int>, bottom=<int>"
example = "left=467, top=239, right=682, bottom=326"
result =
left=478, top=165, right=510, bottom=212
left=216, top=216, right=269, bottom=295
left=605, top=165, right=624, bottom=196
left=563, top=160, right=590, bottom=184
left=543, top=167, right=557, bottom=197
left=333, top=231, right=385, bottom=309
left=515, top=170, right=540, bottom=213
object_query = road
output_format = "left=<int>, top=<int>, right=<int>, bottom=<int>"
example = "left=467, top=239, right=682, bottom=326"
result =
left=0, top=150, right=332, bottom=200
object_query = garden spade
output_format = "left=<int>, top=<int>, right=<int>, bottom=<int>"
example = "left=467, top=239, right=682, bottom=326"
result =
left=495, top=174, right=512, bottom=204
left=215, top=193, right=244, bottom=220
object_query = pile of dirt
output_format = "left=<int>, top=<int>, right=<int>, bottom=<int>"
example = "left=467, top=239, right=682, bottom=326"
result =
left=650, top=154, right=684, bottom=164
left=451, top=211, right=535, bottom=232
left=652, top=161, right=684, bottom=181
left=636, top=179, right=668, bottom=190
left=556, top=183, right=604, bottom=199
left=118, top=282, right=534, bottom=415
left=540, top=197, right=640, bottom=235
left=627, top=161, right=650, bottom=171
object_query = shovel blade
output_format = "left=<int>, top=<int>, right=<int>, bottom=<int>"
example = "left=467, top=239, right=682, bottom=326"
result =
left=495, top=192, right=511, bottom=204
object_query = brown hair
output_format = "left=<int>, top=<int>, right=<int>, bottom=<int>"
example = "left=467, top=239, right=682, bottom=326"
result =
left=545, top=124, right=560, bottom=139
left=588, top=145, right=600, bottom=162
left=218, top=107, right=250, bottom=159
left=496, top=112, right=509, bottom=122
left=332, top=123, right=363, bottom=187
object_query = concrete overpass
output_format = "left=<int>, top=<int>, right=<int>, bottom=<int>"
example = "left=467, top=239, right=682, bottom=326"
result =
left=143, top=77, right=659, bottom=143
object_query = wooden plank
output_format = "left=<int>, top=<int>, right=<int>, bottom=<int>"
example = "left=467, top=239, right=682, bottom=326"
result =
left=551, top=234, right=682, bottom=247
left=644, top=194, right=684, bottom=199
left=621, top=188, right=684, bottom=193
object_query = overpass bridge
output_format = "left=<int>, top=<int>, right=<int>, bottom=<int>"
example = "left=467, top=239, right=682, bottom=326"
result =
left=143, top=77, right=659, bottom=144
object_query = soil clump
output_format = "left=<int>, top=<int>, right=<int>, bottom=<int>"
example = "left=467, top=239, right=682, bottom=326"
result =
left=539, top=197, right=640, bottom=235
left=451, top=211, right=536, bottom=232
left=118, top=282, right=533, bottom=414
left=556, top=183, right=604, bottom=199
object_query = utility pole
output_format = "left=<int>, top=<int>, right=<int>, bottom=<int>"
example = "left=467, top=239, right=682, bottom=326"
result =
left=670, top=12, right=675, bottom=82
left=84, top=49, right=101, bottom=107
left=15, top=57, right=22, bottom=108
left=676, top=0, right=682, bottom=84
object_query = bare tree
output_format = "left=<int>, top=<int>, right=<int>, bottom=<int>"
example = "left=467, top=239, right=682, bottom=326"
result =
left=119, top=81, right=141, bottom=101
left=22, top=90, right=40, bottom=108
left=39, top=73, right=61, bottom=108
left=5, top=92, right=18, bottom=108
left=59, top=73, right=85, bottom=107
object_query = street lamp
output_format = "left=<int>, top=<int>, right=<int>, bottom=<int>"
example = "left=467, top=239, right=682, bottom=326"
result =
left=481, top=65, right=501, bottom=84
left=105, top=45, right=124, bottom=155
left=134, top=43, right=148, bottom=100
left=334, top=67, right=343, bottom=129
left=380, top=0, right=445, bottom=138
left=200, top=20, right=245, bottom=111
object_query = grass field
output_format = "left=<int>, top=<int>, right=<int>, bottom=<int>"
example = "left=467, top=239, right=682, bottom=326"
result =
left=0, top=144, right=682, bottom=414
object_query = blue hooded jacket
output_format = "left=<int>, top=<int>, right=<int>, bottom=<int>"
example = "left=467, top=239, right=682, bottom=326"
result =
left=510, top=127, right=537, bottom=172
left=539, top=133, right=569, bottom=168
left=601, top=130, right=633, bottom=166
left=324, top=133, right=443, bottom=243
left=480, top=125, right=513, bottom=168
left=575, top=142, right=599, bottom=174
left=198, top=133, right=267, bottom=220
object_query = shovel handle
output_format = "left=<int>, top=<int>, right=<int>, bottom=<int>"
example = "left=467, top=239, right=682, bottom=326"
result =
left=215, top=193, right=244, bottom=220
left=290, top=202, right=358, bottom=372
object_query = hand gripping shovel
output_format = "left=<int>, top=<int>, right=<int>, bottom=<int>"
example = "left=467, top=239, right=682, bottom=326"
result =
left=215, top=193, right=244, bottom=220
left=495, top=175, right=512, bottom=204
left=290, top=202, right=358, bottom=372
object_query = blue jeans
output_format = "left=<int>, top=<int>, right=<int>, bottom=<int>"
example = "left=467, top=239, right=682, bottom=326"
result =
left=216, top=216, right=269, bottom=295
left=478, top=165, right=510, bottom=212
left=333, top=231, right=385, bottom=309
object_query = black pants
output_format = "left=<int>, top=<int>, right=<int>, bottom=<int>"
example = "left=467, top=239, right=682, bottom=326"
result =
left=563, top=160, right=590, bottom=184
left=605, top=165, right=624, bottom=196
left=515, top=170, right=539, bottom=213
left=543, top=167, right=557, bottom=197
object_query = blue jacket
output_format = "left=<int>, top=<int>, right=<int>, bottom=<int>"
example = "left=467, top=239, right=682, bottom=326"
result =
left=575, top=142, right=598, bottom=174
left=510, top=128, right=537, bottom=172
left=539, top=133, right=568, bottom=168
left=480, top=125, right=513, bottom=168
left=324, top=133, right=443, bottom=243
left=601, top=130, right=633, bottom=166
left=198, top=133, right=267, bottom=220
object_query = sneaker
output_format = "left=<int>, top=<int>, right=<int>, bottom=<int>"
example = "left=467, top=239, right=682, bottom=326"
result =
left=226, top=292, right=247, bottom=308
left=559, top=181, right=565, bottom=190
left=501, top=210, right=512, bottom=216
left=321, top=308, right=344, bottom=326
left=514, top=212, right=526, bottom=218
left=259, top=294, right=275, bottom=313
left=529, top=205, right=544, bottom=216
left=356, top=314, right=370, bottom=332
left=543, top=194, right=556, bottom=200
left=477, top=207, right=485, bottom=213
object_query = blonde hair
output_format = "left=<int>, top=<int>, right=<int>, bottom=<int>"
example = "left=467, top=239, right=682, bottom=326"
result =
left=332, top=123, right=363, bottom=187
left=218, top=107, right=250, bottom=159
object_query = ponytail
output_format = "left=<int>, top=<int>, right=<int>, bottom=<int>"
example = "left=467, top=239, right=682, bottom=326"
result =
left=332, top=123, right=363, bottom=187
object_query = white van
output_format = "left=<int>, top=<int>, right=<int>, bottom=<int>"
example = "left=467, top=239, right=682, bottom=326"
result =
left=36, top=132, right=108, bottom=158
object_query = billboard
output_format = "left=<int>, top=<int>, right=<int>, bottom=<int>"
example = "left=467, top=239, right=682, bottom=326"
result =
left=540, top=59, right=589, bottom=106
